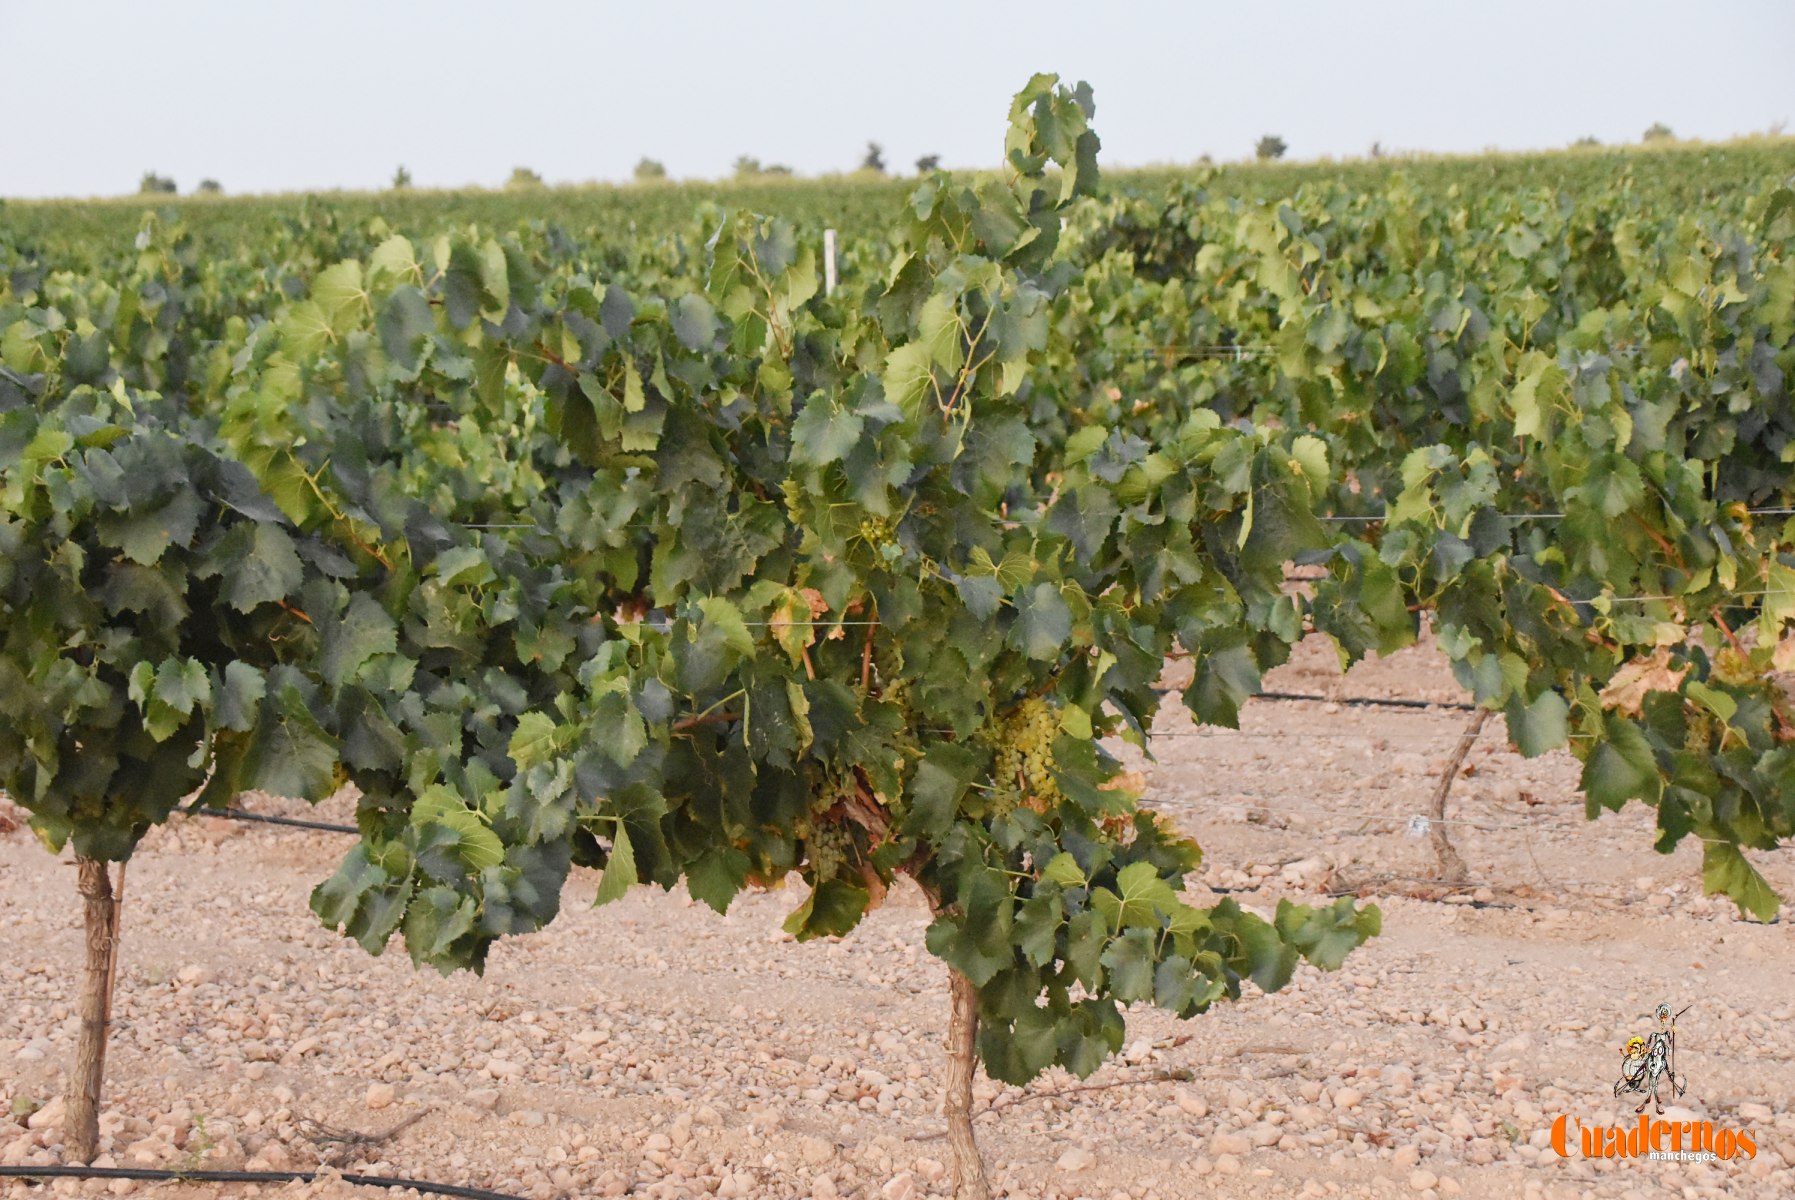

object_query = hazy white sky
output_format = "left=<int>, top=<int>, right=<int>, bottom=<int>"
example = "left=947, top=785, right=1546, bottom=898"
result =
left=4, top=0, right=1792, bottom=198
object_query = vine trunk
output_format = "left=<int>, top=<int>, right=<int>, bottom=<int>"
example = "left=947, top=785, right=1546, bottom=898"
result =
left=1428, top=709, right=1490, bottom=884
left=67, top=858, right=118, bottom=1163
left=944, top=967, right=990, bottom=1200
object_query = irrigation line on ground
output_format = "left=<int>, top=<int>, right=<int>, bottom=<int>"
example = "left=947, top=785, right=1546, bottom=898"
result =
left=0, top=1166, right=528, bottom=1200
left=1140, top=727, right=1457, bottom=741
left=1145, top=683, right=1479, bottom=713
left=203, top=809, right=360, bottom=835
left=1248, top=689, right=1479, bottom=713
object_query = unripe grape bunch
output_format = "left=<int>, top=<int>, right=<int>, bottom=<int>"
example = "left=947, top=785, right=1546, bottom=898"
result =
left=992, top=695, right=1064, bottom=813
left=804, top=819, right=853, bottom=881
left=856, top=514, right=900, bottom=564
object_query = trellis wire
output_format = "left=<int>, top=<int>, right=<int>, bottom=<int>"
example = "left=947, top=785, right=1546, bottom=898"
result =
left=1140, top=727, right=1457, bottom=742
left=1318, top=506, right=1793, bottom=522
left=1156, top=788, right=1545, bottom=834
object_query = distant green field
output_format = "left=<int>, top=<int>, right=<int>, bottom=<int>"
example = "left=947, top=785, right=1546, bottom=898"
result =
left=7, top=137, right=1792, bottom=271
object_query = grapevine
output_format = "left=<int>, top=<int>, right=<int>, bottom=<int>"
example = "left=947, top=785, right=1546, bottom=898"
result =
left=3, top=73, right=1792, bottom=1200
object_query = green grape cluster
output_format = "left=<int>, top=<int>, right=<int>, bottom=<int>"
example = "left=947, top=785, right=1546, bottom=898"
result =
left=805, top=821, right=851, bottom=881
left=1684, top=710, right=1716, bottom=755
left=993, top=696, right=1063, bottom=811
left=857, top=514, right=895, bottom=550
left=880, top=676, right=910, bottom=708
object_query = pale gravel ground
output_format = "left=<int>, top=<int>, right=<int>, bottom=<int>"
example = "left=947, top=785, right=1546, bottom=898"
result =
left=3, top=634, right=1793, bottom=1200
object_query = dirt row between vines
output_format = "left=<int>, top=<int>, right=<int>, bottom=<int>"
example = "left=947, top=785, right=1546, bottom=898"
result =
left=4, top=634, right=1792, bottom=1200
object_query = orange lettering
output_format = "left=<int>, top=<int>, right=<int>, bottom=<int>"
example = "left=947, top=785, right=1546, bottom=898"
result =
left=1550, top=1115, right=1571, bottom=1158
left=1537, top=1114, right=1767, bottom=1162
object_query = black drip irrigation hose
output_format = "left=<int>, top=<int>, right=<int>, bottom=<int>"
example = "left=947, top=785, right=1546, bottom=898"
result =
left=1257, top=689, right=1479, bottom=713
left=0, top=1165, right=527, bottom=1199
left=1151, top=685, right=1478, bottom=713
left=204, top=809, right=360, bottom=835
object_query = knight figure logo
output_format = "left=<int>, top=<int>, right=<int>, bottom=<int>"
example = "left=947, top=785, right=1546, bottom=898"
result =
left=1551, top=999, right=1760, bottom=1163
left=1612, top=1002, right=1689, bottom=1115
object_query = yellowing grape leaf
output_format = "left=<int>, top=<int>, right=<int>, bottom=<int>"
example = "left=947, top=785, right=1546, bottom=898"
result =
left=1599, top=648, right=1689, bottom=716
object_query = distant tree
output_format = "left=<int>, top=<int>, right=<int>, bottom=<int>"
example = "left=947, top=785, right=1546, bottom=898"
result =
left=633, top=157, right=668, bottom=182
left=730, top=156, right=794, bottom=180
left=1254, top=135, right=1287, bottom=162
left=860, top=141, right=886, bottom=173
left=1643, top=122, right=1675, bottom=143
left=507, top=166, right=544, bottom=188
left=1571, top=136, right=1602, bottom=149
left=138, top=172, right=177, bottom=195
left=196, top=179, right=223, bottom=195
left=392, top=165, right=413, bottom=190
left=915, top=153, right=941, bottom=174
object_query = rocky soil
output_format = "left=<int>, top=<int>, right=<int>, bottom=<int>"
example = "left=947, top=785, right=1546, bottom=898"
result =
left=4, top=635, right=1792, bottom=1200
